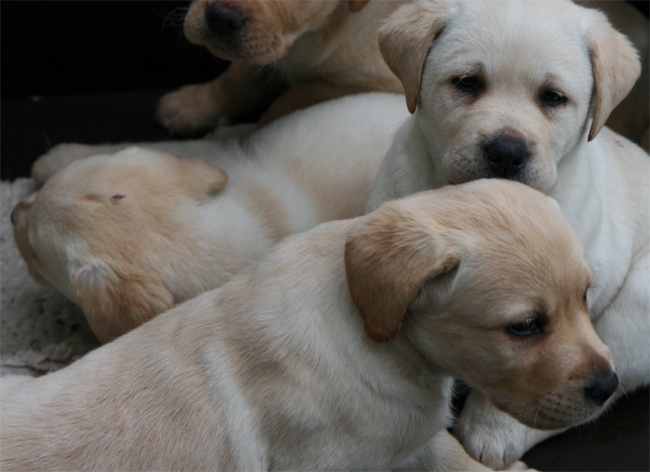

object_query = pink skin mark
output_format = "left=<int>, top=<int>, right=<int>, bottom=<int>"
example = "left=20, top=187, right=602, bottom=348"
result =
left=110, top=194, right=126, bottom=204
left=614, top=139, right=625, bottom=148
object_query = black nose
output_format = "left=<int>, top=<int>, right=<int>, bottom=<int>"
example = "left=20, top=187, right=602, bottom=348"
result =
left=206, top=2, right=245, bottom=38
left=585, top=371, right=619, bottom=406
left=483, top=137, right=529, bottom=178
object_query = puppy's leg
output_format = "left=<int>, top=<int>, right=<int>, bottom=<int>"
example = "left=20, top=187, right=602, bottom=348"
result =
left=155, top=62, right=284, bottom=136
left=456, top=255, right=650, bottom=468
left=397, top=430, right=532, bottom=471
left=31, top=143, right=130, bottom=184
left=258, top=81, right=370, bottom=126
left=455, top=390, right=553, bottom=469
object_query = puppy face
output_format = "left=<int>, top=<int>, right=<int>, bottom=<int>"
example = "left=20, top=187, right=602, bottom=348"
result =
left=11, top=148, right=227, bottom=342
left=346, top=179, right=615, bottom=430
left=380, top=0, right=640, bottom=191
left=184, top=0, right=368, bottom=64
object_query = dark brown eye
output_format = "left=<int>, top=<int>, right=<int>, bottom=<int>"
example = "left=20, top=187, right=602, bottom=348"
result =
left=540, top=89, right=567, bottom=107
left=508, top=316, right=543, bottom=336
left=453, top=75, right=482, bottom=94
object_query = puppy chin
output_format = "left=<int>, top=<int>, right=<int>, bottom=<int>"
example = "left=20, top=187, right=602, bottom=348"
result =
left=202, top=35, right=287, bottom=65
left=239, top=36, right=289, bottom=64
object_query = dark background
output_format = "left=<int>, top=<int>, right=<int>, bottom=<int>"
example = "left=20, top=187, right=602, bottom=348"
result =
left=1, top=1, right=221, bottom=98
left=1, top=2, right=648, bottom=471
left=1, top=1, right=229, bottom=180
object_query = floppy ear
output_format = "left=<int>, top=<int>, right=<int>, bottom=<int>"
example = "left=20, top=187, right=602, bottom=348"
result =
left=584, top=10, right=640, bottom=141
left=71, top=261, right=174, bottom=343
left=180, top=158, right=229, bottom=200
left=379, top=2, right=448, bottom=113
left=348, top=0, right=370, bottom=13
left=345, top=204, right=459, bottom=343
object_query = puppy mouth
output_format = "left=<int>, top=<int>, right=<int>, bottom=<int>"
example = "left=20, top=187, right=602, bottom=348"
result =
left=491, top=384, right=617, bottom=431
left=195, top=28, right=287, bottom=65
left=233, top=34, right=288, bottom=64
left=185, top=2, right=288, bottom=64
left=441, top=147, right=552, bottom=191
left=513, top=400, right=602, bottom=430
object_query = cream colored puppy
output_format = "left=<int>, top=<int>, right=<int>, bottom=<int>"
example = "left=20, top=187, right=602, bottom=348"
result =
left=1, top=180, right=616, bottom=471
left=156, top=0, right=405, bottom=135
left=13, top=93, right=408, bottom=343
left=366, top=0, right=649, bottom=467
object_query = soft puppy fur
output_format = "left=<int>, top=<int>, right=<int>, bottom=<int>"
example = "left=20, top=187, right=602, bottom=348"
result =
left=155, top=0, right=405, bottom=135
left=366, top=0, right=650, bottom=466
left=1, top=179, right=616, bottom=471
left=13, top=93, right=408, bottom=343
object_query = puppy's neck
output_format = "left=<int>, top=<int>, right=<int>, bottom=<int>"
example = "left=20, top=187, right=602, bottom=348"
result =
left=405, top=116, right=448, bottom=190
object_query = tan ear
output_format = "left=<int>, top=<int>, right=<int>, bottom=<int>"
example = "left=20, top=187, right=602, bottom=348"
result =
left=180, top=158, right=229, bottom=199
left=585, top=10, right=640, bottom=141
left=345, top=204, right=459, bottom=343
left=379, top=2, right=448, bottom=113
left=348, top=0, right=370, bottom=13
left=72, top=261, right=174, bottom=343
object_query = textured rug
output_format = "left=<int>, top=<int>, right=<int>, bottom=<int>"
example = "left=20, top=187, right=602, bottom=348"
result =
left=1, top=179, right=99, bottom=376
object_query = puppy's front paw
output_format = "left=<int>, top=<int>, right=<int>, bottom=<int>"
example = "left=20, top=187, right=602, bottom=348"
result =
left=31, top=143, right=98, bottom=184
left=155, top=83, right=225, bottom=136
left=455, top=390, right=550, bottom=469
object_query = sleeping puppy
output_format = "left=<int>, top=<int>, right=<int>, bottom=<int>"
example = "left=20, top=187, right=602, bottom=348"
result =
left=1, top=179, right=615, bottom=471
left=366, top=0, right=649, bottom=466
left=13, top=93, right=408, bottom=343
left=155, top=0, right=406, bottom=135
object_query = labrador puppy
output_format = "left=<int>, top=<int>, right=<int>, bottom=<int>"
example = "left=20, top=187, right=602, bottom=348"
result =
left=13, top=93, right=408, bottom=343
left=155, top=0, right=406, bottom=135
left=1, top=179, right=615, bottom=471
left=366, top=0, right=649, bottom=466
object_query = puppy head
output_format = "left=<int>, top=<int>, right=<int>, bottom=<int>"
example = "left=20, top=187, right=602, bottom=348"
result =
left=11, top=148, right=228, bottom=342
left=184, top=0, right=368, bottom=64
left=380, top=0, right=640, bottom=190
left=346, top=179, right=615, bottom=430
